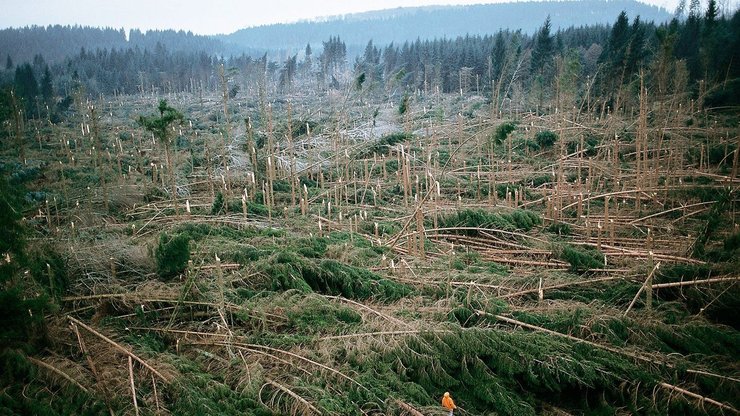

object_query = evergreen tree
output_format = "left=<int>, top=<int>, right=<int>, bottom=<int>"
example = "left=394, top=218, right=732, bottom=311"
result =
left=303, top=43, right=312, bottom=72
left=598, top=11, right=632, bottom=105
left=0, top=170, right=49, bottom=351
left=624, top=16, right=646, bottom=79
left=702, top=0, right=719, bottom=80
left=605, top=11, right=631, bottom=77
left=138, top=100, right=185, bottom=214
left=319, top=36, right=347, bottom=85
left=491, top=31, right=507, bottom=82
left=676, top=9, right=703, bottom=80
left=279, top=54, right=298, bottom=92
left=359, top=39, right=382, bottom=84
left=40, top=65, right=53, bottom=105
left=531, top=16, right=554, bottom=73
left=13, top=63, right=38, bottom=118
left=530, top=16, right=555, bottom=110
left=652, top=24, right=678, bottom=96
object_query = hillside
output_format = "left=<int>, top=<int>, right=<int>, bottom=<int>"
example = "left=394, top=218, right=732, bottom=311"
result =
left=221, top=0, right=672, bottom=54
left=1, top=3, right=739, bottom=415
left=2, top=74, right=738, bottom=416
left=0, top=26, right=229, bottom=66
left=0, top=1, right=672, bottom=66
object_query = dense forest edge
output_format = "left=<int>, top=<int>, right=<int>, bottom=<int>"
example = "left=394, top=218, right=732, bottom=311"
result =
left=1, top=0, right=739, bottom=415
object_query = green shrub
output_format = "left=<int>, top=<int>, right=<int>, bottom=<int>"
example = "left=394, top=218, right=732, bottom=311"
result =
left=492, top=121, right=517, bottom=146
left=658, top=263, right=712, bottom=282
left=156, top=232, right=190, bottom=279
left=546, top=222, right=572, bottom=236
left=0, top=288, right=50, bottom=349
left=247, top=200, right=272, bottom=217
left=566, top=134, right=599, bottom=156
left=560, top=244, right=605, bottom=272
left=535, top=130, right=558, bottom=148
left=211, top=191, right=225, bottom=215
left=361, top=132, right=413, bottom=158
left=398, top=93, right=409, bottom=115
left=437, top=208, right=541, bottom=234
left=286, top=297, right=362, bottom=333
left=723, top=232, right=740, bottom=252
left=28, top=247, right=68, bottom=299
left=0, top=171, right=50, bottom=352
left=361, top=220, right=400, bottom=236
left=257, top=250, right=412, bottom=302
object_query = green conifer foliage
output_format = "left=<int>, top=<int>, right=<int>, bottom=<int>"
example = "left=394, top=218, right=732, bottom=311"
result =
left=156, top=232, right=190, bottom=279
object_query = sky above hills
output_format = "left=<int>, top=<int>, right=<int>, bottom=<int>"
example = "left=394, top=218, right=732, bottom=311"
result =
left=0, top=0, right=699, bottom=35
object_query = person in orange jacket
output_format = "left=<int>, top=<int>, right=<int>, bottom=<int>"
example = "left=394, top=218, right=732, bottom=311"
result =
left=441, top=391, right=457, bottom=415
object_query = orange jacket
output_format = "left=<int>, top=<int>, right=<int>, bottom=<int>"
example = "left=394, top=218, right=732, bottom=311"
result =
left=442, top=393, right=456, bottom=410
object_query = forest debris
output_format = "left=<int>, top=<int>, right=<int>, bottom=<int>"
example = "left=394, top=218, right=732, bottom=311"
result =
left=659, top=382, right=739, bottom=414
left=128, top=356, right=140, bottom=416
left=624, top=262, right=661, bottom=316
left=394, top=399, right=425, bottom=416
left=651, top=276, right=740, bottom=289
left=685, top=369, right=740, bottom=384
left=260, top=379, right=322, bottom=415
left=487, top=312, right=740, bottom=414
left=199, top=340, right=368, bottom=391
left=68, top=316, right=172, bottom=383
left=500, top=275, right=627, bottom=299
left=320, top=329, right=452, bottom=341
left=323, top=294, right=410, bottom=328
left=27, top=356, right=90, bottom=393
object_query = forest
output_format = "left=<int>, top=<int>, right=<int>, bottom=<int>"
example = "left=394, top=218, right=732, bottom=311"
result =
left=220, top=0, right=671, bottom=54
left=0, top=0, right=739, bottom=415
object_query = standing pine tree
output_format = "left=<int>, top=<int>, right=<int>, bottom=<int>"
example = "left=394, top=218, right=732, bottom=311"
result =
left=624, top=16, right=646, bottom=81
left=676, top=0, right=704, bottom=80
left=701, top=0, right=719, bottom=80
left=279, top=54, right=298, bottom=92
left=530, top=16, right=555, bottom=111
left=598, top=11, right=632, bottom=110
left=40, top=66, right=54, bottom=118
left=320, top=36, right=347, bottom=87
left=138, top=100, right=184, bottom=215
left=302, top=43, right=313, bottom=80
left=13, top=63, right=38, bottom=118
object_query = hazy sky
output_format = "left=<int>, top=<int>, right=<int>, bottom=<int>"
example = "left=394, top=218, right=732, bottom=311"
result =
left=1, top=0, right=686, bottom=35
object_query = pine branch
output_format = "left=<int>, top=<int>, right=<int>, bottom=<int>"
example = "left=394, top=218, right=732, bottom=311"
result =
left=27, top=356, right=90, bottom=393
left=500, top=275, right=627, bottom=299
left=322, top=294, right=410, bottom=328
left=394, top=399, right=425, bottom=416
left=651, top=276, right=739, bottom=289
left=624, top=262, right=661, bottom=316
left=486, top=312, right=740, bottom=414
left=263, top=379, right=322, bottom=415
left=67, top=316, right=171, bottom=383
left=659, top=382, right=739, bottom=414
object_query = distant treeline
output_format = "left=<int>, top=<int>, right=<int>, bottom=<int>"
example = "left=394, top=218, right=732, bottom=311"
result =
left=221, top=0, right=671, bottom=53
left=0, top=1, right=738, bottom=124
left=0, top=0, right=671, bottom=66
left=0, top=25, right=228, bottom=65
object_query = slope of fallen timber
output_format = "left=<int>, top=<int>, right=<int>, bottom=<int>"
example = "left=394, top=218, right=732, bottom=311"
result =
left=1, top=80, right=739, bottom=416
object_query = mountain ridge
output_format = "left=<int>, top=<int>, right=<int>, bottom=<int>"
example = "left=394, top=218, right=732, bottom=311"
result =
left=221, top=0, right=672, bottom=54
left=0, top=0, right=674, bottom=65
